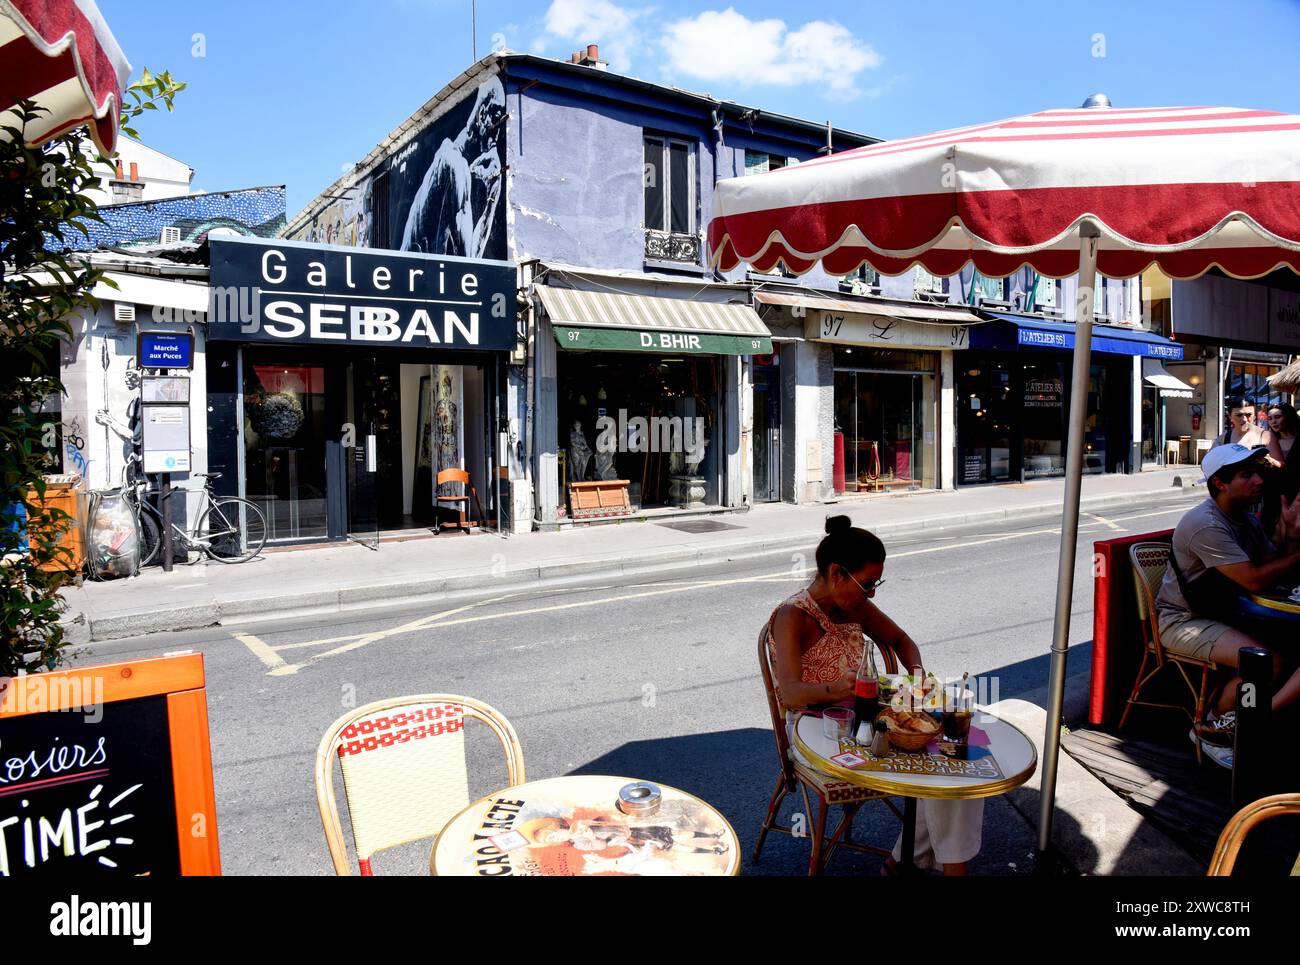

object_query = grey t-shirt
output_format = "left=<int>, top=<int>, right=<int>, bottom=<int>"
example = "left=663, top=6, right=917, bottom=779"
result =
left=1155, top=498, right=1275, bottom=621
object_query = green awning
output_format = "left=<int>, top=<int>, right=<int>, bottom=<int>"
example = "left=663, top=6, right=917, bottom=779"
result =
left=554, top=325, right=772, bottom=355
left=538, top=284, right=772, bottom=356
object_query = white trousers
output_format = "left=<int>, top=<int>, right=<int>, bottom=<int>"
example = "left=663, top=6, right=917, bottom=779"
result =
left=891, top=798, right=984, bottom=869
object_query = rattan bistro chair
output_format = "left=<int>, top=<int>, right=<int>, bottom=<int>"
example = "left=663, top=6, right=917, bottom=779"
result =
left=1208, top=793, right=1300, bottom=876
left=1119, top=542, right=1220, bottom=764
left=754, top=623, right=901, bottom=875
left=315, top=694, right=525, bottom=875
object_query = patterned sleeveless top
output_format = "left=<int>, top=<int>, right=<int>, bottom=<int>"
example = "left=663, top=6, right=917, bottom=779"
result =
left=764, top=588, right=866, bottom=710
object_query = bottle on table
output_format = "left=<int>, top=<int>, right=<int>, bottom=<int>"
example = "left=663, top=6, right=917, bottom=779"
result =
left=851, top=637, right=881, bottom=737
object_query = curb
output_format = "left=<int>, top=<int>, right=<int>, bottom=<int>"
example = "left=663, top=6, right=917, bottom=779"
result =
left=75, top=485, right=1202, bottom=643
left=989, top=698, right=1204, bottom=875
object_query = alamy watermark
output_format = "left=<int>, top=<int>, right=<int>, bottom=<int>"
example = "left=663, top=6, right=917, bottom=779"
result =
left=0, top=674, right=103, bottom=724
left=593, top=409, right=706, bottom=459
left=153, top=285, right=261, bottom=330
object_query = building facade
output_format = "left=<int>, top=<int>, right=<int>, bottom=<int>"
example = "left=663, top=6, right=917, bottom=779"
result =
left=283, top=49, right=879, bottom=532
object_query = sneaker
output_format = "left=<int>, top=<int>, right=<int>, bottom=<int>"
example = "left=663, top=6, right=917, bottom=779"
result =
left=1188, top=728, right=1235, bottom=770
left=1196, top=711, right=1236, bottom=747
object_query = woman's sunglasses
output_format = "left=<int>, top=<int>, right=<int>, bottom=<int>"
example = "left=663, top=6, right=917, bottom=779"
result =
left=845, top=571, right=886, bottom=595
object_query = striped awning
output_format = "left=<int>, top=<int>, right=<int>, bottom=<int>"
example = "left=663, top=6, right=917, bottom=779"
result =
left=0, top=0, right=131, bottom=154
left=753, top=290, right=980, bottom=324
left=537, top=284, right=772, bottom=355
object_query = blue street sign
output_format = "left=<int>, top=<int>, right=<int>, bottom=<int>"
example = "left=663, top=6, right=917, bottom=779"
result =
left=137, top=331, right=194, bottom=370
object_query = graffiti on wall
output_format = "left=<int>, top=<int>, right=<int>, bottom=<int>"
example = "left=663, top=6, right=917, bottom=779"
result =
left=289, top=184, right=368, bottom=248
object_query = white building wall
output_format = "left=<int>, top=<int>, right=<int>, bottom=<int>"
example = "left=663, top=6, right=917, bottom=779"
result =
left=83, top=138, right=193, bottom=207
left=60, top=285, right=209, bottom=532
left=940, top=349, right=956, bottom=490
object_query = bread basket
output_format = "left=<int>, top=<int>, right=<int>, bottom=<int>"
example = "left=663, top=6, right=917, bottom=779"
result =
left=879, top=709, right=941, bottom=752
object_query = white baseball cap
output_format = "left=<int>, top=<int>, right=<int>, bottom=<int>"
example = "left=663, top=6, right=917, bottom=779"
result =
left=1201, top=443, right=1267, bottom=481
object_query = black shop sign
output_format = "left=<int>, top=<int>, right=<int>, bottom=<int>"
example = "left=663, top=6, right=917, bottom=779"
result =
left=208, top=236, right=516, bottom=351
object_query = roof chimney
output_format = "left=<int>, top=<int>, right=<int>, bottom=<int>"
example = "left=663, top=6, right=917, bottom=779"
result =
left=577, top=43, right=607, bottom=70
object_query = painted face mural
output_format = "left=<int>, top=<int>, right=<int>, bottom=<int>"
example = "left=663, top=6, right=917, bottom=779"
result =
left=393, top=77, right=507, bottom=260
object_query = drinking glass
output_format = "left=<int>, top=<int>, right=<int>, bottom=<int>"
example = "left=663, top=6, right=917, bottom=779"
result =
left=942, top=687, right=975, bottom=742
left=822, top=707, right=854, bottom=746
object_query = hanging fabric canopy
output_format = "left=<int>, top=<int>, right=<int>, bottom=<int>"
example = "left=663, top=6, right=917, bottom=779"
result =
left=0, top=0, right=130, bottom=154
left=1268, top=358, right=1300, bottom=394
left=708, top=100, right=1300, bottom=869
left=710, top=106, right=1300, bottom=280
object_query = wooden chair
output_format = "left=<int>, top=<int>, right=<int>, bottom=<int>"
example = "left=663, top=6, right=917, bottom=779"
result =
left=1118, top=542, right=1220, bottom=764
left=434, top=468, right=477, bottom=534
left=753, top=623, right=901, bottom=875
left=1208, top=793, right=1300, bottom=876
left=315, top=694, right=525, bottom=875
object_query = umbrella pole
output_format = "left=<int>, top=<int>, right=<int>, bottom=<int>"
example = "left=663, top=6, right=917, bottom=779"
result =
left=1035, top=222, right=1100, bottom=869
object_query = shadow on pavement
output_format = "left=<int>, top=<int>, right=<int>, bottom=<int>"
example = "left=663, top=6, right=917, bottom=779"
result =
left=570, top=727, right=1038, bottom=876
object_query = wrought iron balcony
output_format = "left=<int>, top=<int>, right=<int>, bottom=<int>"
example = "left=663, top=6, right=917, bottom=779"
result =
left=644, top=229, right=700, bottom=264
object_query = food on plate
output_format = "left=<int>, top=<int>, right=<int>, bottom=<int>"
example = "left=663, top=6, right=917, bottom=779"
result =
left=878, top=706, right=941, bottom=735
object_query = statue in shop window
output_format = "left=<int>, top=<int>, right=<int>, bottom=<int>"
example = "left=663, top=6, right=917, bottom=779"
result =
left=593, top=446, right=617, bottom=481
left=569, top=420, right=592, bottom=483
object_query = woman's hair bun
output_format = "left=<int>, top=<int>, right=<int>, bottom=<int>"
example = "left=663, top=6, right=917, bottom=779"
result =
left=824, top=514, right=853, bottom=535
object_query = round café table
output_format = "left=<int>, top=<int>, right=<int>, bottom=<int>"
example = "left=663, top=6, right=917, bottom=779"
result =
left=1248, top=592, right=1300, bottom=616
left=429, top=774, right=741, bottom=876
left=793, top=708, right=1037, bottom=873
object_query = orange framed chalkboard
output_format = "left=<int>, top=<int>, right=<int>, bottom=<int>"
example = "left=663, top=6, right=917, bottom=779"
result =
left=0, top=652, right=221, bottom=877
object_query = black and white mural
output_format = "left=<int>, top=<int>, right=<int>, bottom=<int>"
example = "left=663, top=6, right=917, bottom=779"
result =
left=382, top=77, right=507, bottom=260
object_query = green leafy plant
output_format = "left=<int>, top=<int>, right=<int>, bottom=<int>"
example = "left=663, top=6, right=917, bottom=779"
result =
left=1, top=69, right=184, bottom=676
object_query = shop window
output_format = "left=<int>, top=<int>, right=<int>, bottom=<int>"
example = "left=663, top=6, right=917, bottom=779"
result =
left=557, top=352, right=721, bottom=511
left=834, top=368, right=937, bottom=491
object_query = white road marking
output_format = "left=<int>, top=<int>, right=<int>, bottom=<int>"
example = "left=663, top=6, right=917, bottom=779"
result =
left=233, top=632, right=288, bottom=671
left=237, top=511, right=1159, bottom=674
left=1082, top=512, right=1124, bottom=532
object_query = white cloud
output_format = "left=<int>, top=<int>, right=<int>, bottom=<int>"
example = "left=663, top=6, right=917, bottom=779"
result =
left=661, top=9, right=881, bottom=97
left=537, top=0, right=653, bottom=73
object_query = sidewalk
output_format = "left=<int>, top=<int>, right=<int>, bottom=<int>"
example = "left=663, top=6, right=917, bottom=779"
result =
left=63, top=468, right=1204, bottom=643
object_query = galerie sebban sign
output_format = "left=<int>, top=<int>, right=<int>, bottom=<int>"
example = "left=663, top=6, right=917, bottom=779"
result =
left=207, top=236, right=516, bottom=351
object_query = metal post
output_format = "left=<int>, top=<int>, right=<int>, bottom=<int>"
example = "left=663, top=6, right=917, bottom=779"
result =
left=1233, top=646, right=1272, bottom=807
left=160, top=472, right=173, bottom=573
left=1036, top=222, right=1100, bottom=864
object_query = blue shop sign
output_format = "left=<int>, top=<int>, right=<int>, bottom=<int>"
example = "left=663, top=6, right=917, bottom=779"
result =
left=137, top=331, right=194, bottom=370
left=975, top=311, right=1185, bottom=360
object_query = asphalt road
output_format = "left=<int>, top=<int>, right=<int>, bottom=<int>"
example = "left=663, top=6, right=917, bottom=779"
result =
left=78, top=496, right=1193, bottom=876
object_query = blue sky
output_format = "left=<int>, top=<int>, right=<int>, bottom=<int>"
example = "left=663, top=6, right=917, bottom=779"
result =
left=100, top=0, right=1300, bottom=217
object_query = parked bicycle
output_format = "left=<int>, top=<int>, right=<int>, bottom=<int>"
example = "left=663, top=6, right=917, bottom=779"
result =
left=121, top=454, right=267, bottom=565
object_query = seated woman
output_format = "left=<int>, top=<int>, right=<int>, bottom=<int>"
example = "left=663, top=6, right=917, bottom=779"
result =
left=764, top=515, right=983, bottom=875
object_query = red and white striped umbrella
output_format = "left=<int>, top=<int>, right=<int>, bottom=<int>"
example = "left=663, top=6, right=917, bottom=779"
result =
left=0, top=0, right=131, bottom=154
left=709, top=102, right=1300, bottom=868
left=710, top=105, right=1300, bottom=281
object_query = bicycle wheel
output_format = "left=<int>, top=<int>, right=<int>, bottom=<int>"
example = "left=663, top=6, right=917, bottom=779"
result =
left=137, top=506, right=161, bottom=567
left=199, top=498, right=267, bottom=563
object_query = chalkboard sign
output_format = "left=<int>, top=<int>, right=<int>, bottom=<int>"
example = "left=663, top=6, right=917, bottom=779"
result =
left=0, top=653, right=220, bottom=877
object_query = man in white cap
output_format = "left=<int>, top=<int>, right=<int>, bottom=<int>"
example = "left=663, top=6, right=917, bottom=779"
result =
left=1155, top=444, right=1300, bottom=761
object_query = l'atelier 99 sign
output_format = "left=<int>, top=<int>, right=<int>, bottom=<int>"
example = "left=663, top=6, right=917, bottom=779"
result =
left=208, top=236, right=516, bottom=351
